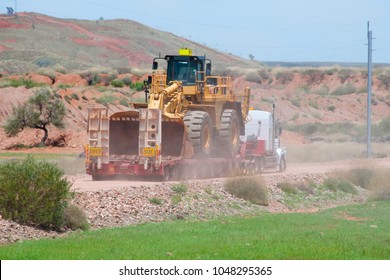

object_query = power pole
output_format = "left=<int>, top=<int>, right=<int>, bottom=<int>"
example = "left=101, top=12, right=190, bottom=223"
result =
left=367, top=21, right=373, bottom=158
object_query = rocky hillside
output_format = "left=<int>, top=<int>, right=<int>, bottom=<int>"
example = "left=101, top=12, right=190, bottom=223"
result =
left=0, top=13, right=257, bottom=73
left=0, top=13, right=390, bottom=150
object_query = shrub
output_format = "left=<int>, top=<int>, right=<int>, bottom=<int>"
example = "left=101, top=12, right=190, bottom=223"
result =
left=171, top=183, right=187, bottom=193
left=122, top=76, right=132, bottom=86
left=64, top=95, right=71, bottom=104
left=258, top=69, right=270, bottom=81
left=95, top=93, right=117, bottom=106
left=111, top=79, right=125, bottom=88
left=323, top=178, right=357, bottom=195
left=130, top=81, right=144, bottom=91
left=102, top=74, right=118, bottom=85
left=149, top=197, right=164, bottom=205
left=277, top=182, right=298, bottom=194
left=1, top=78, right=44, bottom=89
left=327, top=105, right=336, bottom=112
left=314, top=85, right=329, bottom=95
left=373, top=118, right=390, bottom=138
left=329, top=160, right=379, bottom=189
left=302, top=69, right=324, bottom=84
left=377, top=73, right=390, bottom=89
left=245, top=71, right=261, bottom=83
left=344, top=168, right=375, bottom=189
left=90, top=74, right=102, bottom=85
left=64, top=204, right=90, bottom=231
left=290, top=99, right=301, bottom=108
left=330, top=84, right=356, bottom=95
left=171, top=194, right=182, bottom=205
left=36, top=58, right=55, bottom=68
left=0, top=156, right=73, bottom=230
left=119, top=98, right=129, bottom=107
left=224, top=176, right=269, bottom=206
left=369, top=170, right=390, bottom=201
left=337, top=69, right=354, bottom=83
left=275, top=71, right=294, bottom=84
left=71, top=93, right=80, bottom=100
left=116, top=67, right=132, bottom=74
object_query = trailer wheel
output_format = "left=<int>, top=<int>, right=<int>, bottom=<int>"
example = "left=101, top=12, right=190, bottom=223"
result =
left=177, top=165, right=186, bottom=180
left=278, top=156, right=286, bottom=172
left=187, top=165, right=196, bottom=180
left=170, top=165, right=179, bottom=181
left=218, top=109, right=240, bottom=156
left=184, top=111, right=213, bottom=157
left=92, top=174, right=111, bottom=181
left=92, top=174, right=102, bottom=181
left=163, top=166, right=171, bottom=181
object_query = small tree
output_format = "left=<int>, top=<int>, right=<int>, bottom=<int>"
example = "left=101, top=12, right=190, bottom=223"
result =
left=4, top=88, right=66, bottom=146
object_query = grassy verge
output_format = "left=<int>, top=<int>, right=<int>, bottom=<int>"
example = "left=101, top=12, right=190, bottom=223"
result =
left=0, top=201, right=389, bottom=260
left=286, top=142, right=390, bottom=163
left=0, top=152, right=85, bottom=175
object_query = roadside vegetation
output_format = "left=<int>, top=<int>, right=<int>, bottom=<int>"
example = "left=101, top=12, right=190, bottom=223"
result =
left=284, top=118, right=390, bottom=142
left=0, top=156, right=389, bottom=259
left=0, top=156, right=89, bottom=231
left=0, top=201, right=389, bottom=260
left=3, top=88, right=66, bottom=146
left=224, top=176, right=269, bottom=206
left=286, top=141, right=390, bottom=163
left=0, top=78, right=46, bottom=89
left=277, top=159, right=390, bottom=209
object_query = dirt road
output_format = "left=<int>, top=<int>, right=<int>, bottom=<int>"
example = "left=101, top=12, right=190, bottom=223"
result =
left=71, top=158, right=390, bottom=191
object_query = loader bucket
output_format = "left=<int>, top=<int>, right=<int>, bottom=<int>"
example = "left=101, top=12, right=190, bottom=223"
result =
left=109, top=110, right=186, bottom=157
left=161, top=117, right=186, bottom=157
left=109, top=110, right=140, bottom=156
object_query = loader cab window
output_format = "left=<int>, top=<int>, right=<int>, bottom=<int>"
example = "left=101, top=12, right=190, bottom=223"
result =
left=166, top=56, right=203, bottom=85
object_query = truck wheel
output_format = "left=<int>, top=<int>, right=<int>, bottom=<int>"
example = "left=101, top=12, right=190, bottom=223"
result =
left=255, top=157, right=265, bottom=173
left=278, top=157, right=286, bottom=172
left=184, top=111, right=213, bottom=157
left=218, top=109, right=240, bottom=156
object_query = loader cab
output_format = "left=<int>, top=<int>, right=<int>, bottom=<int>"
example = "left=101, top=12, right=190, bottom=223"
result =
left=166, top=55, right=207, bottom=85
left=152, top=51, right=211, bottom=86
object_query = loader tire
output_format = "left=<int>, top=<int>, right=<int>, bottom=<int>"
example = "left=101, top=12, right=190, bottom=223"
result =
left=218, top=109, right=240, bottom=156
left=184, top=111, right=213, bottom=157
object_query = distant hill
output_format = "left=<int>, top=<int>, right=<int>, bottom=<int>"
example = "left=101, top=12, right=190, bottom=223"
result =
left=263, top=61, right=390, bottom=68
left=0, top=12, right=257, bottom=74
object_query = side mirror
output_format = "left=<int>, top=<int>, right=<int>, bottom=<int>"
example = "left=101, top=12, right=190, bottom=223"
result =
left=206, top=63, right=211, bottom=75
left=152, top=61, right=158, bottom=70
left=144, top=76, right=152, bottom=86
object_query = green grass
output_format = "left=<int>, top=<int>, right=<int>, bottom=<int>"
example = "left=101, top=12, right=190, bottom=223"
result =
left=1, top=202, right=389, bottom=260
left=0, top=152, right=84, bottom=175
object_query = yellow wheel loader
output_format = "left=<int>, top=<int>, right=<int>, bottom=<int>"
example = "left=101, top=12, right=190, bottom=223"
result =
left=85, top=49, right=251, bottom=180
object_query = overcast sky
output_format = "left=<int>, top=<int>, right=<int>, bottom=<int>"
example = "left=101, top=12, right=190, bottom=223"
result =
left=3, top=0, right=390, bottom=63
